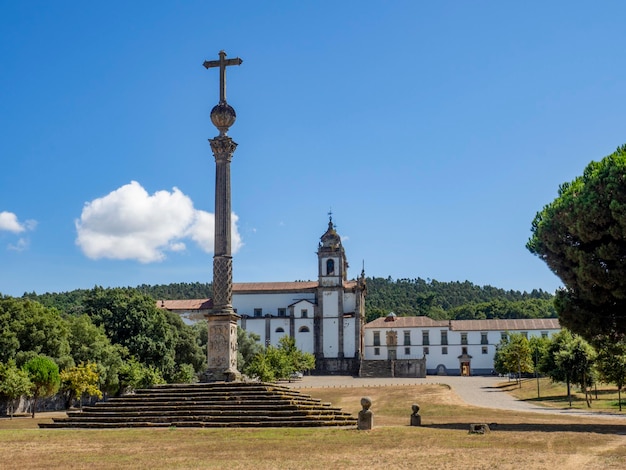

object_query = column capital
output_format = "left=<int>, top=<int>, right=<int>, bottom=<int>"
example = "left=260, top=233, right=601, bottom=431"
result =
left=209, top=135, right=237, bottom=162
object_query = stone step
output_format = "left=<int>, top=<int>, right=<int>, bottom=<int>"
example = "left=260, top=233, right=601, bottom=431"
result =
left=40, top=418, right=354, bottom=429
left=75, top=403, right=341, bottom=415
left=65, top=409, right=352, bottom=418
left=40, top=381, right=357, bottom=429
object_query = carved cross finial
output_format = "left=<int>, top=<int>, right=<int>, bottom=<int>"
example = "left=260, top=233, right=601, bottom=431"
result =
left=203, top=50, right=243, bottom=104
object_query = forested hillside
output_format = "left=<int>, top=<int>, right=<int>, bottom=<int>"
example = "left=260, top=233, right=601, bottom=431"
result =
left=365, top=277, right=555, bottom=321
left=20, top=277, right=555, bottom=323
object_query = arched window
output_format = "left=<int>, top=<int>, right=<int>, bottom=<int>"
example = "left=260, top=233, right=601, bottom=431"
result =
left=326, top=259, right=335, bottom=275
left=275, top=327, right=285, bottom=333
left=298, top=326, right=310, bottom=333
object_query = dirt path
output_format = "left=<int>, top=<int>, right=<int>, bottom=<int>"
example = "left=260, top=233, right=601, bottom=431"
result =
left=287, top=375, right=626, bottom=420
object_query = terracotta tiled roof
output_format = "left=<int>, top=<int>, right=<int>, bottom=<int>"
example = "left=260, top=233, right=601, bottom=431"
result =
left=158, top=280, right=360, bottom=311
left=364, top=316, right=561, bottom=331
left=232, top=281, right=318, bottom=293
left=365, top=316, right=449, bottom=328
left=450, top=318, right=561, bottom=331
left=158, top=299, right=213, bottom=310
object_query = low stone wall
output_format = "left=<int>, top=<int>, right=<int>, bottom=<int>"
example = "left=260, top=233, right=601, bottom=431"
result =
left=314, top=357, right=360, bottom=375
left=359, top=358, right=426, bottom=378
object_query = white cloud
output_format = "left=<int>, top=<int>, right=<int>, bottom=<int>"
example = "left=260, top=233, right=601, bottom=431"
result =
left=75, top=181, right=242, bottom=263
left=1, top=211, right=36, bottom=251
left=8, top=238, right=29, bottom=252
left=0, top=211, right=26, bottom=233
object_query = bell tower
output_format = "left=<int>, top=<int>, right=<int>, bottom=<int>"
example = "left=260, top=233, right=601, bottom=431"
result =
left=318, top=214, right=348, bottom=287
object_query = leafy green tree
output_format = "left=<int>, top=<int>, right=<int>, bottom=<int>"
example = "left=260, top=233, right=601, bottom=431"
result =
left=529, top=335, right=551, bottom=374
left=244, top=336, right=315, bottom=382
left=528, top=145, right=626, bottom=342
left=493, top=333, right=533, bottom=386
left=23, top=355, right=60, bottom=418
left=542, top=330, right=596, bottom=407
left=170, top=363, right=197, bottom=384
left=60, top=361, right=103, bottom=408
left=163, top=310, right=206, bottom=375
left=0, top=360, right=32, bottom=418
left=65, top=314, right=126, bottom=395
left=595, top=338, right=626, bottom=411
left=117, top=357, right=165, bottom=394
left=237, top=327, right=263, bottom=373
left=244, top=347, right=279, bottom=382
left=276, top=336, right=315, bottom=378
left=244, top=335, right=315, bottom=382
left=0, top=297, right=72, bottom=367
left=83, top=287, right=176, bottom=379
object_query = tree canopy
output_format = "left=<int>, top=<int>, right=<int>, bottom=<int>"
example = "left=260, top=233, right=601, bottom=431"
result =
left=528, top=145, right=626, bottom=341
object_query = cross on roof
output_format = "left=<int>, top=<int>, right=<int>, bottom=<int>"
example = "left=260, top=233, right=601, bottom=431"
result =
left=203, top=50, right=243, bottom=104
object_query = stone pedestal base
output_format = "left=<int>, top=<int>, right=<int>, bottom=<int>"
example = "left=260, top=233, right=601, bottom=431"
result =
left=205, top=310, right=240, bottom=382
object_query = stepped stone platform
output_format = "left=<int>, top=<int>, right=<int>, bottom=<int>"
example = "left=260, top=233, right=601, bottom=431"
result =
left=39, top=382, right=357, bottom=429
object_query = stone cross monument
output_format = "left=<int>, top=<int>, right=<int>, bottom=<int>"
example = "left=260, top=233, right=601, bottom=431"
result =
left=203, top=50, right=242, bottom=381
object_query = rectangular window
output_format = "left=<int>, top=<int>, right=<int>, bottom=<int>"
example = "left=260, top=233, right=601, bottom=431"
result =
left=374, top=347, right=380, bottom=356
left=422, top=331, right=430, bottom=346
left=254, top=308, right=262, bottom=318
left=501, top=332, right=507, bottom=341
left=462, top=346, right=468, bottom=355
left=441, top=331, right=448, bottom=346
left=461, top=333, right=468, bottom=345
left=521, top=331, right=528, bottom=339
left=373, top=331, right=380, bottom=346
left=423, top=347, right=429, bottom=355
left=541, top=331, right=548, bottom=338
left=481, top=332, right=488, bottom=345
left=403, top=330, right=411, bottom=346
left=278, top=308, right=286, bottom=317
left=301, top=309, right=308, bottom=318
left=442, top=347, right=448, bottom=355
left=482, top=346, right=488, bottom=354
left=404, top=347, right=411, bottom=355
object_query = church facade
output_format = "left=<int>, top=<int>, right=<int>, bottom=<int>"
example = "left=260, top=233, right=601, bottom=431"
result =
left=160, top=218, right=367, bottom=375
left=159, top=217, right=563, bottom=377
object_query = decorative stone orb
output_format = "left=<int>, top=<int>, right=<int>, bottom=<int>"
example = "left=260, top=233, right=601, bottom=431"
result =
left=211, top=102, right=237, bottom=134
left=360, top=397, right=372, bottom=410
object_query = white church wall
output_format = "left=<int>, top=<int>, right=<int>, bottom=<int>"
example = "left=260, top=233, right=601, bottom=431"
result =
left=323, top=318, right=339, bottom=357
left=292, top=299, right=315, bottom=319
left=240, top=319, right=266, bottom=345
left=234, top=292, right=315, bottom=317
left=295, top=318, right=314, bottom=353
left=343, top=318, right=356, bottom=357
left=342, top=292, right=356, bottom=313
left=270, top=317, right=290, bottom=345
left=322, top=290, right=339, bottom=318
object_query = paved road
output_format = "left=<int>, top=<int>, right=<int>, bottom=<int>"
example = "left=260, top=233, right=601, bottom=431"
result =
left=287, top=375, right=626, bottom=420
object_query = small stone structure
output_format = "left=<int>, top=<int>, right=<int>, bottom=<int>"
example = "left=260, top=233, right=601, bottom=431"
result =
left=410, top=403, right=421, bottom=426
left=357, top=396, right=373, bottom=430
left=468, top=423, right=491, bottom=434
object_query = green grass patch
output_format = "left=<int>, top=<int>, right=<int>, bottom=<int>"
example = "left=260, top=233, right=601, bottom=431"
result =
left=508, top=378, right=626, bottom=411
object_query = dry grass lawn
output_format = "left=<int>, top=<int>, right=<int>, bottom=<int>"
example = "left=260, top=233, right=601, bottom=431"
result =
left=2, top=383, right=626, bottom=469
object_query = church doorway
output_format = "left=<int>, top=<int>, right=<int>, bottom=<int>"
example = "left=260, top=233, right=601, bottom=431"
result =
left=460, top=361, right=471, bottom=376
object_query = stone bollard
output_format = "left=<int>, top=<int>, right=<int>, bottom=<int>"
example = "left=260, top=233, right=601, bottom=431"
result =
left=410, top=403, right=421, bottom=426
left=357, top=397, right=373, bottom=430
left=468, top=423, right=490, bottom=434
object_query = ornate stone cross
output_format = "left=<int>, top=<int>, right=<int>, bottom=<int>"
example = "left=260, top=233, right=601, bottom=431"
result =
left=202, top=50, right=243, bottom=382
left=203, top=50, right=243, bottom=104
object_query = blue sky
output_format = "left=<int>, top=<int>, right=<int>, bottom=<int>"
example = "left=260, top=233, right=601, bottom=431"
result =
left=1, top=1, right=625, bottom=297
